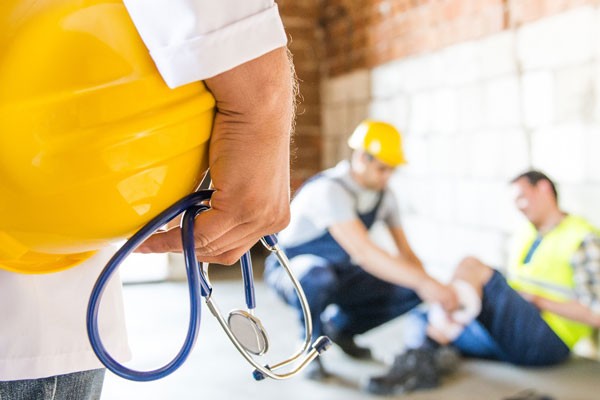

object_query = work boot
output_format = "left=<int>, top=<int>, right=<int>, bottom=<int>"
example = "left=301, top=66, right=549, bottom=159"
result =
left=434, top=345, right=461, bottom=375
left=303, top=357, right=331, bottom=381
left=364, top=348, right=440, bottom=395
left=322, top=323, right=372, bottom=360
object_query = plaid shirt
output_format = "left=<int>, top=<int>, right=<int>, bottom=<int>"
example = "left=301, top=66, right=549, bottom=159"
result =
left=571, top=233, right=600, bottom=314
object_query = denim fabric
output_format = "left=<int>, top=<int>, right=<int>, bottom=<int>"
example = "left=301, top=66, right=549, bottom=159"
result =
left=0, top=369, right=105, bottom=400
left=453, top=271, right=570, bottom=366
left=401, top=308, right=504, bottom=360
left=452, top=320, right=506, bottom=360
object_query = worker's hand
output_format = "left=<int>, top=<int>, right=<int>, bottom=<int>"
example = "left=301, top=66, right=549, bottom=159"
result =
left=136, top=47, right=295, bottom=264
left=417, top=278, right=460, bottom=313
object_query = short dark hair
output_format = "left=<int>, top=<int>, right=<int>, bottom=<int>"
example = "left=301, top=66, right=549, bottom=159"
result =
left=511, top=170, right=558, bottom=201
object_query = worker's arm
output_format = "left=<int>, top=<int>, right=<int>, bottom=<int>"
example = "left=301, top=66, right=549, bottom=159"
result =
left=389, top=226, right=424, bottom=269
left=329, top=220, right=459, bottom=310
left=138, top=47, right=295, bottom=264
left=521, top=294, right=600, bottom=328
left=522, top=233, right=600, bottom=328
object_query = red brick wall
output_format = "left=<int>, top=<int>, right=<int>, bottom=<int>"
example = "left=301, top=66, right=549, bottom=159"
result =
left=278, top=0, right=324, bottom=191
left=320, top=0, right=598, bottom=76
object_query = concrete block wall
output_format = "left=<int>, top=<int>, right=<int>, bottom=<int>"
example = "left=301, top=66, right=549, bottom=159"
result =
left=320, top=5, right=600, bottom=276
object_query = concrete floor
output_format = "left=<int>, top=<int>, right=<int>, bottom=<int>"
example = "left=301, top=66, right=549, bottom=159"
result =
left=101, top=278, right=600, bottom=400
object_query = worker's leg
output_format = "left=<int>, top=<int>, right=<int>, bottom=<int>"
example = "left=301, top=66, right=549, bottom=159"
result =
left=264, top=254, right=338, bottom=340
left=443, top=258, right=569, bottom=365
left=451, top=256, right=494, bottom=298
left=327, top=263, right=422, bottom=336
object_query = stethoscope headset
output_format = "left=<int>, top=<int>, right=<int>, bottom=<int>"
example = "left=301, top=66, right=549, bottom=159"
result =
left=87, top=190, right=331, bottom=381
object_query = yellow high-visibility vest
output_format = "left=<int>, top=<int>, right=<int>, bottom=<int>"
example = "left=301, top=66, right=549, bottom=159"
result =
left=508, top=215, right=597, bottom=348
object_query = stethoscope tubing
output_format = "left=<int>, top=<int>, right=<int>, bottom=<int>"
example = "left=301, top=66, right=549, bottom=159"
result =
left=87, top=191, right=213, bottom=381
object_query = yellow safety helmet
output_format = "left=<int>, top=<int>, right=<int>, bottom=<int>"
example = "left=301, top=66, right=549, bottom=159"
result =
left=347, top=120, right=407, bottom=167
left=0, top=0, right=215, bottom=274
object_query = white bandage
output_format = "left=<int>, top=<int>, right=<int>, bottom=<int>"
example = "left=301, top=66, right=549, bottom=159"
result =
left=428, top=280, right=481, bottom=341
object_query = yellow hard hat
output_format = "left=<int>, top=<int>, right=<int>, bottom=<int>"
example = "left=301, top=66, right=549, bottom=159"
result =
left=0, top=0, right=215, bottom=274
left=348, top=120, right=407, bottom=167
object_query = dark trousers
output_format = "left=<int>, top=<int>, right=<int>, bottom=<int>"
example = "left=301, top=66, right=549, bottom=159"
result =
left=454, top=271, right=570, bottom=366
left=265, top=254, right=422, bottom=340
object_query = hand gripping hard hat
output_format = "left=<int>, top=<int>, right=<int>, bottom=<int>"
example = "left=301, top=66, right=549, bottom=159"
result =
left=347, top=120, right=407, bottom=167
left=0, top=0, right=215, bottom=273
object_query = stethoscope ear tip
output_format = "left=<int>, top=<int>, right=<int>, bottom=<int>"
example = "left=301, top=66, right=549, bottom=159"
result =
left=313, top=336, right=333, bottom=354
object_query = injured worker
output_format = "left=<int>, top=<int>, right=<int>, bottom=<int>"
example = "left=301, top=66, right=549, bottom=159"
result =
left=366, top=170, right=600, bottom=396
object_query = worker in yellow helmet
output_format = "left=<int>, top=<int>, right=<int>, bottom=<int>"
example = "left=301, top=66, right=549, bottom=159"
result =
left=0, top=0, right=294, bottom=398
left=366, top=170, right=600, bottom=396
left=264, top=119, right=459, bottom=380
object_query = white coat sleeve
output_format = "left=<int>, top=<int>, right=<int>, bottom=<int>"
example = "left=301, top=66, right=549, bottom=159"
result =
left=123, top=0, right=287, bottom=88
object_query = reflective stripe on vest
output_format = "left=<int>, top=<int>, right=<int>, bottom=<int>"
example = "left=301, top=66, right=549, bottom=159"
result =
left=507, top=215, right=596, bottom=348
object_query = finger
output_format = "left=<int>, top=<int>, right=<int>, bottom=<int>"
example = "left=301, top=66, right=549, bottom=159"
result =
left=191, top=208, right=252, bottom=250
left=195, top=242, right=257, bottom=266
left=136, top=228, right=184, bottom=253
left=192, top=209, right=275, bottom=260
left=443, top=295, right=460, bottom=313
left=136, top=209, right=268, bottom=263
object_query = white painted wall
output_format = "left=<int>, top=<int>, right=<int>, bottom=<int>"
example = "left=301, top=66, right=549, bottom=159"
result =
left=320, top=6, right=600, bottom=279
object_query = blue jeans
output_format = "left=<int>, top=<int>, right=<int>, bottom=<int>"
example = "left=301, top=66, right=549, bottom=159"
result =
left=453, top=320, right=506, bottom=360
left=0, top=369, right=105, bottom=400
left=454, top=271, right=570, bottom=366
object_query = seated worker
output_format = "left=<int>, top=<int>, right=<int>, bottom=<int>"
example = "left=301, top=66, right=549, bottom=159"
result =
left=264, top=120, right=459, bottom=379
left=366, top=170, right=600, bottom=395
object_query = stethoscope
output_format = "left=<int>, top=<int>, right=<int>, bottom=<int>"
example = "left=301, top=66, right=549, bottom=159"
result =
left=87, top=190, right=331, bottom=381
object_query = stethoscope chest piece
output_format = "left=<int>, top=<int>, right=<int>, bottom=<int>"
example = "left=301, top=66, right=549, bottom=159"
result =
left=228, top=310, right=269, bottom=356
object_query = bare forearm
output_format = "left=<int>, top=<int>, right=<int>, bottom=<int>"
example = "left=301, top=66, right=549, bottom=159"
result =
left=390, top=227, right=423, bottom=269
left=357, top=246, right=428, bottom=289
left=331, top=222, right=427, bottom=289
left=205, top=47, right=295, bottom=144
left=205, top=48, right=294, bottom=210
left=201, top=47, right=294, bottom=261
left=535, top=297, right=600, bottom=328
left=396, top=252, right=423, bottom=270
left=356, top=244, right=458, bottom=310
left=138, top=47, right=296, bottom=264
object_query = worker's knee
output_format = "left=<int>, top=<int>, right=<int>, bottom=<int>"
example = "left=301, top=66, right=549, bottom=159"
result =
left=300, top=266, right=337, bottom=293
left=453, top=256, right=493, bottom=285
left=456, top=256, right=485, bottom=272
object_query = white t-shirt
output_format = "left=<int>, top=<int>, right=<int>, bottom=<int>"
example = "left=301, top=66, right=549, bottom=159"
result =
left=0, top=0, right=287, bottom=381
left=278, top=161, right=402, bottom=248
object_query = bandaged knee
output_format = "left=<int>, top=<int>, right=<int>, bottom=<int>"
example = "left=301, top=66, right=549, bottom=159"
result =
left=427, top=280, right=481, bottom=342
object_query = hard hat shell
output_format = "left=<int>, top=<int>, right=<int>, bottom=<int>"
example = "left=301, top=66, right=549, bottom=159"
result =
left=347, top=120, right=407, bottom=167
left=0, top=0, right=214, bottom=273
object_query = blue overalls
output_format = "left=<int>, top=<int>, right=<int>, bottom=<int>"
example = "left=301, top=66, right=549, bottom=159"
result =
left=264, top=176, right=422, bottom=340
